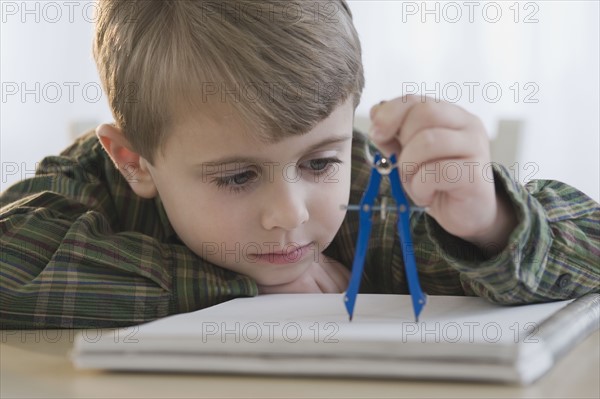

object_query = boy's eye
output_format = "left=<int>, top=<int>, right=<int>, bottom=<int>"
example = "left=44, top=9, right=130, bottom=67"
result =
left=301, top=157, right=342, bottom=175
left=213, top=169, right=259, bottom=193
left=308, top=159, right=330, bottom=171
left=231, top=171, right=254, bottom=185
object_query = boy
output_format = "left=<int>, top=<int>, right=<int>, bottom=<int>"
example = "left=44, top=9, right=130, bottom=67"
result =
left=1, top=0, right=598, bottom=329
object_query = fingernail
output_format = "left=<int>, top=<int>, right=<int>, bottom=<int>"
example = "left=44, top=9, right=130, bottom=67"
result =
left=370, top=100, right=386, bottom=119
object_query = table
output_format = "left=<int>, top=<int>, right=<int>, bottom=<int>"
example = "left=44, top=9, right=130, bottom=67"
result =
left=1, top=329, right=598, bottom=398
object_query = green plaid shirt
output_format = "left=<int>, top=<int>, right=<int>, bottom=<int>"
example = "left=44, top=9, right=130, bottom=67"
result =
left=1, top=131, right=599, bottom=328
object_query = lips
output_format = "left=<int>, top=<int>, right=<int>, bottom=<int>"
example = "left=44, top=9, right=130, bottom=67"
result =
left=251, top=243, right=314, bottom=265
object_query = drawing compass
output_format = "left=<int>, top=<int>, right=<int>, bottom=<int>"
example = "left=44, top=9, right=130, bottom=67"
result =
left=342, top=152, right=427, bottom=322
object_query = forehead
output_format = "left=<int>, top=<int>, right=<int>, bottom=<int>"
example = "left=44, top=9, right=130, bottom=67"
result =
left=164, top=103, right=262, bottom=157
left=159, top=99, right=354, bottom=165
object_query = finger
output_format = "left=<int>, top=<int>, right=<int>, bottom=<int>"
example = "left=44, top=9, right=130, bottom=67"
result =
left=321, top=259, right=350, bottom=292
left=369, top=100, right=387, bottom=120
left=398, top=128, right=469, bottom=189
left=399, top=127, right=479, bottom=168
left=256, top=284, right=272, bottom=295
left=399, top=100, right=474, bottom=147
left=314, top=261, right=345, bottom=293
left=369, top=101, right=399, bottom=154
left=368, top=95, right=423, bottom=155
left=368, top=132, right=402, bottom=158
left=404, top=159, right=480, bottom=207
left=303, top=278, right=324, bottom=293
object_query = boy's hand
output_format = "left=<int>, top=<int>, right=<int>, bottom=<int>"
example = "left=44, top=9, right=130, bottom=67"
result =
left=257, top=256, right=350, bottom=294
left=369, top=95, right=517, bottom=252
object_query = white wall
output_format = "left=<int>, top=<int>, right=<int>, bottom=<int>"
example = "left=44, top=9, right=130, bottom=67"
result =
left=1, top=0, right=112, bottom=190
left=348, top=0, right=599, bottom=201
left=1, top=0, right=599, bottom=202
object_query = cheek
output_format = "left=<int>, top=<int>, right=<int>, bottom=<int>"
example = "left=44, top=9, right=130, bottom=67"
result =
left=325, top=161, right=352, bottom=205
left=162, top=194, right=254, bottom=269
left=177, top=200, right=244, bottom=240
left=310, top=164, right=352, bottom=236
left=154, top=176, right=249, bottom=248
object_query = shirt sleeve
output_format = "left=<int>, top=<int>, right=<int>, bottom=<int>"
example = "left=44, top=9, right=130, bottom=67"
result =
left=423, top=164, right=600, bottom=304
left=0, top=136, right=257, bottom=329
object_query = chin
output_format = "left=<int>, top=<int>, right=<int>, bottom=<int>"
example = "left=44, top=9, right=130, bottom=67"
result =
left=254, top=262, right=313, bottom=286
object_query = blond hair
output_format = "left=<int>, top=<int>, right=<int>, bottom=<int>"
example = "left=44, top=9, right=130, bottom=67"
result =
left=93, top=0, right=364, bottom=162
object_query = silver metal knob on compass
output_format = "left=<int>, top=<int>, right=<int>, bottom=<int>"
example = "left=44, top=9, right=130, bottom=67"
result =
left=375, top=157, right=393, bottom=175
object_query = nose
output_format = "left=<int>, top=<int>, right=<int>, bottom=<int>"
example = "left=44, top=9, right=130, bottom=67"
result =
left=260, top=179, right=309, bottom=231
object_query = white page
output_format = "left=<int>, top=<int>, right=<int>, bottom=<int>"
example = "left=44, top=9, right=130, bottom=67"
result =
left=75, top=294, right=571, bottom=359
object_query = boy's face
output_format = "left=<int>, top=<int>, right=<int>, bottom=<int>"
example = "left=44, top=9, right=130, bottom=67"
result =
left=146, top=99, right=354, bottom=286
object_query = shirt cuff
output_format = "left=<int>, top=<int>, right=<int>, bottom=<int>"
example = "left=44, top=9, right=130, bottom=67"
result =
left=423, top=163, right=554, bottom=303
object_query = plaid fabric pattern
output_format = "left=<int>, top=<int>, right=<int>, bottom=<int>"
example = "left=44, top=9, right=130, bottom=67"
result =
left=1, top=131, right=599, bottom=328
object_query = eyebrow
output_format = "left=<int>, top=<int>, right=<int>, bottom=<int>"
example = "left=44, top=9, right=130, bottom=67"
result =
left=197, top=135, right=353, bottom=168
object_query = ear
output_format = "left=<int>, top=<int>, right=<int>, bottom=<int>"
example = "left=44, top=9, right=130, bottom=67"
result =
left=95, top=123, right=158, bottom=199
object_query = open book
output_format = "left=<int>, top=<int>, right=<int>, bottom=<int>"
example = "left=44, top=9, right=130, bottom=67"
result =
left=72, top=293, right=599, bottom=384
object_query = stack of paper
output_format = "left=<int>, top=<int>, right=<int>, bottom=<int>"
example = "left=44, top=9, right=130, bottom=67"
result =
left=72, top=293, right=599, bottom=385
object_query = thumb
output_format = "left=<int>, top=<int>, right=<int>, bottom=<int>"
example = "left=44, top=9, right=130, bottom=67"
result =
left=369, top=101, right=402, bottom=157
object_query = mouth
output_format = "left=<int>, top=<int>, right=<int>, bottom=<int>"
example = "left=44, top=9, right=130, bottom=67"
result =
left=250, top=242, right=314, bottom=265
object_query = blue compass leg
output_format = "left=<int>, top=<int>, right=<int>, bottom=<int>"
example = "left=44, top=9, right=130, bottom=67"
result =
left=388, top=156, right=427, bottom=321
